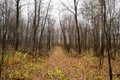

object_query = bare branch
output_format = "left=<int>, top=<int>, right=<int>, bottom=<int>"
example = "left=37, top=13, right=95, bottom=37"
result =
left=60, top=0, right=75, bottom=15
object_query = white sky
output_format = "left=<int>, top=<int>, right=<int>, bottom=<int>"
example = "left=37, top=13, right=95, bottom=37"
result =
left=21, top=0, right=63, bottom=18
left=21, top=0, right=84, bottom=22
left=21, top=0, right=120, bottom=25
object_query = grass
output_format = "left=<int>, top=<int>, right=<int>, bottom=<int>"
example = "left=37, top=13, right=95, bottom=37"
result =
left=1, top=51, right=46, bottom=80
left=0, top=47, right=120, bottom=80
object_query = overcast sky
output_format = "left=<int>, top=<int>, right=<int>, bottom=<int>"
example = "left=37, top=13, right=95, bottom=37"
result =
left=21, top=0, right=84, bottom=22
left=22, top=0, right=64, bottom=18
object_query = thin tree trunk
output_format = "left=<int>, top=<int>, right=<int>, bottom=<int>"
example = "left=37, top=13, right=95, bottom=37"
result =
left=103, top=0, right=113, bottom=79
left=39, top=0, right=51, bottom=52
left=0, top=30, right=7, bottom=79
left=15, top=0, right=20, bottom=51
left=74, top=0, right=81, bottom=54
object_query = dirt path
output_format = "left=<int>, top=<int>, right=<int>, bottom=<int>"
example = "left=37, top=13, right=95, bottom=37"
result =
left=37, top=47, right=120, bottom=80
left=37, top=47, right=92, bottom=80
left=37, top=47, right=83, bottom=80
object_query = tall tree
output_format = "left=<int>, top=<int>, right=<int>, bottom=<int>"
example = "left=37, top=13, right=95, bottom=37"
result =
left=32, top=0, right=37, bottom=52
left=39, top=0, right=52, bottom=52
left=15, top=0, right=20, bottom=51
left=0, top=0, right=8, bottom=78
left=61, top=0, right=81, bottom=54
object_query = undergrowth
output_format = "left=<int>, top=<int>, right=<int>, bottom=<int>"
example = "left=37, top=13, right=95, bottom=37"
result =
left=1, top=51, right=46, bottom=80
left=0, top=48, right=120, bottom=80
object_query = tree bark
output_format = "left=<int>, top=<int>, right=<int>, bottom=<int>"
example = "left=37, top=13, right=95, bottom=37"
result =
left=74, top=0, right=81, bottom=54
left=15, top=0, right=20, bottom=51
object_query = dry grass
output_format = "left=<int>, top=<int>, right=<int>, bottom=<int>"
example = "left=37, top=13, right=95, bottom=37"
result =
left=1, top=47, right=120, bottom=80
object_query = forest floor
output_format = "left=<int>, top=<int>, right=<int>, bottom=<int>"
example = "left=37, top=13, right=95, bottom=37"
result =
left=1, top=46, right=120, bottom=80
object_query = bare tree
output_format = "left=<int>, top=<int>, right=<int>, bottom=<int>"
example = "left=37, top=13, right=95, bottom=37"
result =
left=15, top=0, right=20, bottom=51
left=0, top=0, right=9, bottom=78
left=39, top=0, right=52, bottom=52
left=61, top=0, right=81, bottom=54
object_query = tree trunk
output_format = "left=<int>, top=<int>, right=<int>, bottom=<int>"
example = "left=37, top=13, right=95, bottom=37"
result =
left=74, top=0, right=81, bottom=54
left=15, top=0, right=20, bottom=51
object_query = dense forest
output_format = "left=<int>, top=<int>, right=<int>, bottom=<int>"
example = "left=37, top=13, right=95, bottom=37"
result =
left=0, top=0, right=120, bottom=80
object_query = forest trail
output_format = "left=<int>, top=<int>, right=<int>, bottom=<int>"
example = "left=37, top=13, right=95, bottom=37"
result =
left=36, top=46, right=120, bottom=80
left=38, top=46, right=86, bottom=80
left=37, top=47, right=97, bottom=80
left=1, top=46, right=119, bottom=80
